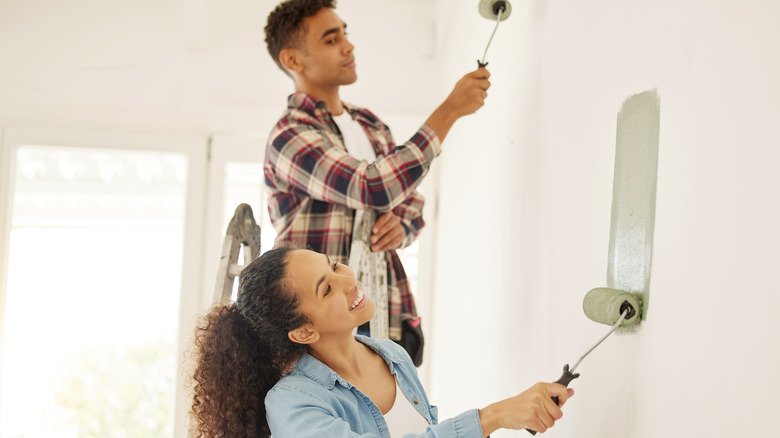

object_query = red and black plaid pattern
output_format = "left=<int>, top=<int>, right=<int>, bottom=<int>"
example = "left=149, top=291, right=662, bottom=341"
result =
left=264, top=93, right=440, bottom=339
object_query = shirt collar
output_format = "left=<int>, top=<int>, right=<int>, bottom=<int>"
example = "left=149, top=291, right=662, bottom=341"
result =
left=291, top=335, right=404, bottom=390
left=286, top=93, right=383, bottom=130
left=287, top=93, right=327, bottom=119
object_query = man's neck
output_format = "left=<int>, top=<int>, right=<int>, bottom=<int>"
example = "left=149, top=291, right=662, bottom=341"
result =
left=295, top=82, right=344, bottom=115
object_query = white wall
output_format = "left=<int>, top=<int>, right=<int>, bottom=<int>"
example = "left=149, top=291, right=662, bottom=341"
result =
left=0, top=0, right=439, bottom=133
left=428, top=0, right=780, bottom=436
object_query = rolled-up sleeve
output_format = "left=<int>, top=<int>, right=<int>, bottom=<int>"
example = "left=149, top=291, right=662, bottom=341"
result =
left=393, top=190, right=425, bottom=248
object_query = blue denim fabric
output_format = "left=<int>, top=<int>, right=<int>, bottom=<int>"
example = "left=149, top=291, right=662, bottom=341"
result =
left=266, top=335, right=484, bottom=438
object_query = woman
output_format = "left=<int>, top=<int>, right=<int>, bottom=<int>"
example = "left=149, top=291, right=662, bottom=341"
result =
left=190, top=246, right=573, bottom=437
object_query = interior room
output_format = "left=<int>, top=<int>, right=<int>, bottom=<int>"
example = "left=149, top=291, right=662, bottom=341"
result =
left=1, top=0, right=778, bottom=436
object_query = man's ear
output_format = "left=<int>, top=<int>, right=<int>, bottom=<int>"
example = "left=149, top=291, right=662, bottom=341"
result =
left=288, top=324, right=319, bottom=345
left=279, top=48, right=304, bottom=74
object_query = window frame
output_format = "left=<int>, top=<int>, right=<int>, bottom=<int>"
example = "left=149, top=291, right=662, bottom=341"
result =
left=0, top=125, right=208, bottom=438
left=200, top=133, right=268, bottom=310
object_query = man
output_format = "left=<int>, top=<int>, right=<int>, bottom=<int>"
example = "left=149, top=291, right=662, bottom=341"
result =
left=263, top=0, right=490, bottom=359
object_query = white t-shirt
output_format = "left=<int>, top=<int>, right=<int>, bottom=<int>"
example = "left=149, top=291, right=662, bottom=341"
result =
left=332, top=111, right=377, bottom=163
left=383, top=377, right=430, bottom=437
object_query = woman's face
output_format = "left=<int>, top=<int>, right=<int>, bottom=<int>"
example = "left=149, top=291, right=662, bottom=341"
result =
left=286, top=249, right=375, bottom=337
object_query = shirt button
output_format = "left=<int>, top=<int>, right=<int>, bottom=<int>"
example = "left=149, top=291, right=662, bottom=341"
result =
left=413, top=398, right=420, bottom=405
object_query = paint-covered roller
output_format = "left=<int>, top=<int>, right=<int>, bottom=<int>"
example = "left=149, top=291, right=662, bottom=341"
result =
left=478, top=0, right=512, bottom=21
left=476, top=0, right=512, bottom=67
left=583, top=287, right=642, bottom=329
left=527, top=287, right=640, bottom=435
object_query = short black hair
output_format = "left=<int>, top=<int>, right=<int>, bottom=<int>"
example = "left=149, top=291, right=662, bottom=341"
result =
left=264, top=0, right=337, bottom=75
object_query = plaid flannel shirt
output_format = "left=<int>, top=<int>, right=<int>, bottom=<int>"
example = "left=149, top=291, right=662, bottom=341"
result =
left=264, top=93, right=441, bottom=340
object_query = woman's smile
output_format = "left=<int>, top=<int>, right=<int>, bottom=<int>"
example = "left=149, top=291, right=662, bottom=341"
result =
left=349, top=287, right=365, bottom=310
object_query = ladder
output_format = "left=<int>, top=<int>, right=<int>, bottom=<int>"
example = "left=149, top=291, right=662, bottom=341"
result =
left=213, top=203, right=262, bottom=305
left=349, top=209, right=388, bottom=339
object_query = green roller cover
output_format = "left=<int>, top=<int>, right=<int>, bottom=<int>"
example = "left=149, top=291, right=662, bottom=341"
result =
left=583, top=288, right=642, bottom=327
left=478, top=0, right=512, bottom=21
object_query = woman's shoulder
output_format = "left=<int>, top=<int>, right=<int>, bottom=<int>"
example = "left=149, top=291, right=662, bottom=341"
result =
left=266, top=372, right=335, bottom=413
left=271, top=354, right=337, bottom=394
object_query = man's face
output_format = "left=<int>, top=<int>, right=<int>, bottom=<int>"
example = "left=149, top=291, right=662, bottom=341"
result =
left=296, top=7, right=357, bottom=88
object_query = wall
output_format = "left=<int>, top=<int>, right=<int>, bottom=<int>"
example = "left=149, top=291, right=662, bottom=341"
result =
left=0, top=0, right=439, bottom=133
left=427, top=0, right=780, bottom=436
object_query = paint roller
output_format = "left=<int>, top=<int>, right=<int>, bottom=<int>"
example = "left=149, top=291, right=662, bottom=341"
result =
left=526, top=288, right=643, bottom=435
left=477, top=0, right=512, bottom=68
left=583, top=287, right=642, bottom=328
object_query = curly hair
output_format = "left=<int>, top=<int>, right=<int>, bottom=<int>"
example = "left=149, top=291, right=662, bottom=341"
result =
left=264, top=0, right=337, bottom=75
left=189, top=246, right=309, bottom=437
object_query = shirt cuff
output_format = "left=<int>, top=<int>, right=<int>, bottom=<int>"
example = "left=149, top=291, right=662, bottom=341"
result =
left=449, top=408, right=484, bottom=438
left=400, top=221, right=413, bottom=249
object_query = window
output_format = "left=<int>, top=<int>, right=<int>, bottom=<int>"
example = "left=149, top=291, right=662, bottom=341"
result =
left=0, top=128, right=207, bottom=438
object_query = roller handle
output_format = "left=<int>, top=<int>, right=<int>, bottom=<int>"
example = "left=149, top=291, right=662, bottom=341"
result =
left=526, top=364, right=580, bottom=435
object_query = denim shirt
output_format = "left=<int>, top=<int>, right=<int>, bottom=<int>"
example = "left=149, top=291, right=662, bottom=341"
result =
left=265, top=335, right=484, bottom=438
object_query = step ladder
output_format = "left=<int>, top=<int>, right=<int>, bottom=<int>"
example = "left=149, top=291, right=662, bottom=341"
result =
left=349, top=209, right=388, bottom=339
left=213, top=203, right=262, bottom=305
